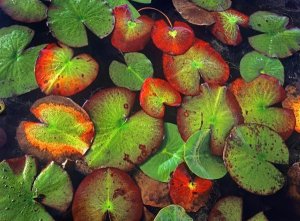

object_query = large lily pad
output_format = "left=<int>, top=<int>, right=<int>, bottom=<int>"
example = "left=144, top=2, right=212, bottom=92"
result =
left=177, top=83, right=243, bottom=156
left=0, top=155, right=73, bottom=221
left=83, top=87, right=164, bottom=171
left=140, top=123, right=185, bottom=182
left=191, top=0, right=231, bottom=11
left=154, top=205, right=193, bottom=221
left=17, top=96, right=95, bottom=163
left=0, top=25, right=45, bottom=98
left=72, top=167, right=143, bottom=221
left=224, top=124, right=289, bottom=195
left=163, top=39, right=229, bottom=95
left=47, top=0, right=115, bottom=47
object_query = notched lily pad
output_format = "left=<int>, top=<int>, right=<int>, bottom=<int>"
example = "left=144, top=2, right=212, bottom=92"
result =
left=224, top=124, right=289, bottom=195
left=154, top=205, right=193, bottom=221
left=35, top=43, right=99, bottom=96
left=191, top=0, right=231, bottom=12
left=72, top=167, right=143, bottom=221
left=17, top=96, right=95, bottom=163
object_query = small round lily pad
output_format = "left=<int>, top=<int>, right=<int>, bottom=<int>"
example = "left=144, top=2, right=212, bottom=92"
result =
left=191, top=0, right=231, bottom=12
left=109, top=52, right=153, bottom=91
left=154, top=205, right=193, bottom=221
left=224, top=124, right=289, bottom=195
left=72, top=167, right=143, bottom=221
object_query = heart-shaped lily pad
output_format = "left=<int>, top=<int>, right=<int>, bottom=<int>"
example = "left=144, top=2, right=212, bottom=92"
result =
left=230, top=75, right=295, bottom=139
left=184, top=129, right=227, bottom=180
left=163, top=39, right=229, bottom=95
left=83, top=87, right=164, bottom=171
left=0, top=25, right=45, bottom=98
left=72, top=167, right=143, bottom=221
left=249, top=11, right=300, bottom=58
left=154, top=205, right=193, bottom=221
left=47, top=0, right=115, bottom=47
left=17, top=95, right=95, bottom=163
left=140, top=78, right=182, bottom=118
left=0, top=0, right=47, bottom=23
left=191, top=0, right=231, bottom=12
left=208, top=196, right=243, bottom=221
left=224, top=124, right=289, bottom=195
left=111, top=5, right=154, bottom=52
left=35, top=43, right=99, bottom=96
left=107, top=0, right=140, bottom=19
left=169, top=163, right=213, bottom=212
left=140, top=123, right=185, bottom=182
left=0, top=155, right=73, bottom=221
left=211, top=9, right=249, bottom=46
left=151, top=20, right=195, bottom=55
left=240, top=51, right=284, bottom=84
left=177, top=83, right=243, bottom=156
left=109, top=52, right=153, bottom=91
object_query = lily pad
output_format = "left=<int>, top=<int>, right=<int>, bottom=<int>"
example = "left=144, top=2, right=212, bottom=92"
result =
left=83, top=87, right=164, bottom=171
left=109, top=52, right=153, bottom=91
left=151, top=20, right=195, bottom=55
left=72, top=167, right=143, bottom=221
left=177, top=83, right=243, bottom=156
left=140, top=123, right=185, bottom=182
left=191, top=0, right=231, bottom=12
left=184, top=129, right=227, bottom=180
left=208, top=196, right=243, bottom=221
left=230, top=75, right=295, bottom=139
left=240, top=51, right=284, bottom=84
left=0, top=25, right=45, bottom=98
left=163, top=39, right=229, bottom=95
left=169, top=163, right=213, bottom=212
left=140, top=78, right=182, bottom=118
left=47, top=0, right=115, bottom=47
left=248, top=212, right=269, bottom=221
left=107, top=0, right=140, bottom=19
left=0, top=0, right=47, bottom=23
left=0, top=155, right=73, bottom=221
left=224, top=124, right=289, bottom=195
left=154, top=205, right=193, bottom=221
left=249, top=11, right=300, bottom=58
left=17, top=95, right=95, bottom=163
left=111, top=5, right=154, bottom=52
left=35, top=43, right=99, bottom=96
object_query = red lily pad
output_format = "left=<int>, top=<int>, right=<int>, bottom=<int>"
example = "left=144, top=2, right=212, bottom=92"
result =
left=230, top=75, right=296, bottom=139
left=72, top=167, right=143, bottom=221
left=111, top=5, right=154, bottom=52
left=211, top=9, right=249, bottom=46
left=17, top=96, right=95, bottom=163
left=169, top=163, right=213, bottom=212
left=35, top=43, right=99, bottom=96
left=140, top=78, right=182, bottom=118
left=163, top=39, right=229, bottom=95
left=151, top=20, right=195, bottom=55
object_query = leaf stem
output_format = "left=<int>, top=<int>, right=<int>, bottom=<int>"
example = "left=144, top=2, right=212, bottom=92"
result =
left=138, top=7, right=173, bottom=27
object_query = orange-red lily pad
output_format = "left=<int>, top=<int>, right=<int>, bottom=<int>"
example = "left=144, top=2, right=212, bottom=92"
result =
left=140, top=78, right=182, bottom=118
left=17, top=96, right=95, bottom=163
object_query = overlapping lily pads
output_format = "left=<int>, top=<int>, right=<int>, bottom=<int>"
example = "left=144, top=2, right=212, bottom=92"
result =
left=154, top=205, right=193, bottom=221
left=191, top=0, right=231, bottom=11
left=107, top=0, right=140, bottom=18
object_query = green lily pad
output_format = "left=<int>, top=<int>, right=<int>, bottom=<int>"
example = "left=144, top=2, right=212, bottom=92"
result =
left=249, top=11, right=300, bottom=58
left=154, top=205, right=193, bottom=221
left=240, top=51, right=284, bottom=84
left=132, top=0, right=151, bottom=3
left=0, top=25, right=45, bottom=98
left=224, top=124, right=289, bottom=195
left=248, top=212, right=269, bottom=221
left=191, top=0, right=231, bottom=11
left=107, top=0, right=140, bottom=19
left=0, top=0, right=47, bottom=23
left=140, top=123, right=185, bottom=182
left=109, top=52, right=153, bottom=91
left=47, top=0, right=115, bottom=47
left=184, top=129, right=227, bottom=180
left=83, top=87, right=164, bottom=171
left=0, top=155, right=73, bottom=221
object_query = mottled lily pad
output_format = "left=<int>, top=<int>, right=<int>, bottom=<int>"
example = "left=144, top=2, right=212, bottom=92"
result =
left=17, top=96, right=95, bottom=163
left=109, top=52, right=153, bottom=91
left=0, top=25, right=45, bottom=98
left=72, top=167, right=143, bottom=221
left=140, top=78, right=182, bottom=118
left=140, top=123, right=185, bottom=182
left=47, top=0, right=115, bottom=47
left=163, top=39, right=229, bottom=95
left=35, top=43, right=99, bottom=96
left=83, top=87, right=164, bottom=171
left=0, top=155, right=73, bottom=221
left=224, top=124, right=289, bottom=195
left=191, top=0, right=231, bottom=11
left=154, top=205, right=193, bottom=221
left=177, top=83, right=243, bottom=156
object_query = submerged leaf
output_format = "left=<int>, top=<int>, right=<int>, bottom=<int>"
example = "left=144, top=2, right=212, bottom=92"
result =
left=154, top=205, right=193, bottom=221
left=191, top=0, right=231, bottom=12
